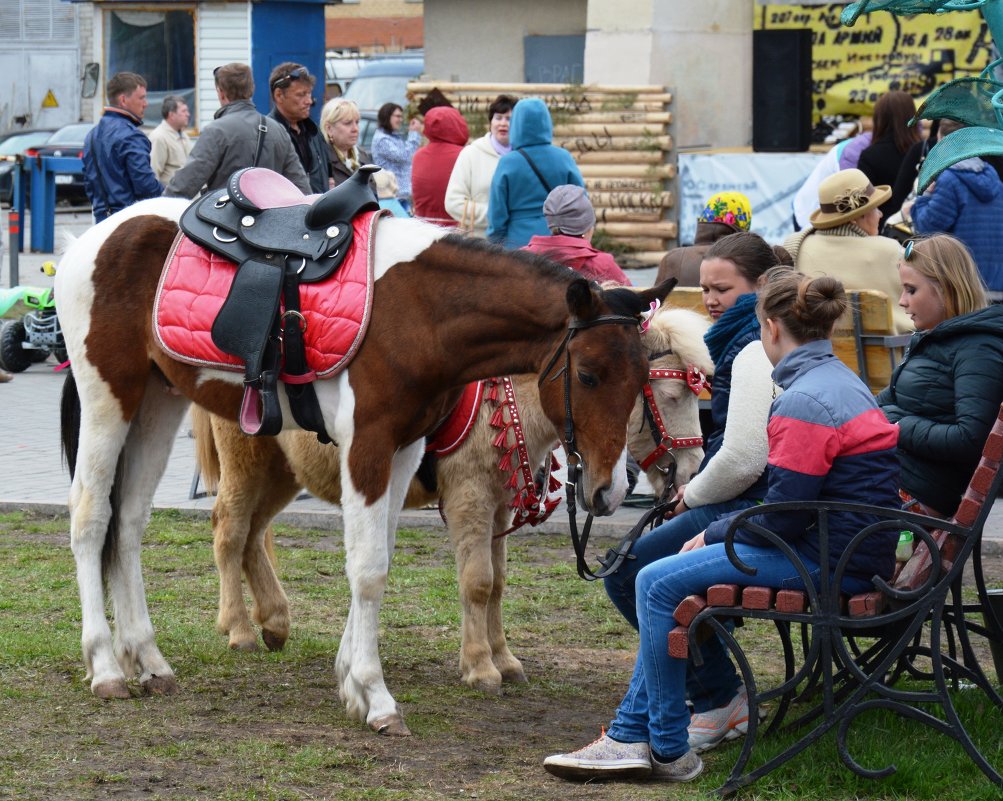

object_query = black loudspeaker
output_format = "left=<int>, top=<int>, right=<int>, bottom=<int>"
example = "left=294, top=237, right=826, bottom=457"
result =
left=752, top=29, right=812, bottom=152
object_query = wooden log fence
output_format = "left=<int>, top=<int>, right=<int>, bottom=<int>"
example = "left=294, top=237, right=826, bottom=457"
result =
left=407, top=81, right=676, bottom=267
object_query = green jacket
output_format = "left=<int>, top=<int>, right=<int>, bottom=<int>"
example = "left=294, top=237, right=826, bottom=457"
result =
left=877, top=303, right=1003, bottom=514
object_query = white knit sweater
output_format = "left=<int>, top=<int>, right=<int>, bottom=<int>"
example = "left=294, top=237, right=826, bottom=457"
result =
left=684, top=340, right=778, bottom=508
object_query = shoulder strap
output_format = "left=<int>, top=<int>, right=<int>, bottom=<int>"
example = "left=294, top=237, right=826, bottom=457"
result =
left=517, top=148, right=554, bottom=194
left=253, top=115, right=268, bottom=168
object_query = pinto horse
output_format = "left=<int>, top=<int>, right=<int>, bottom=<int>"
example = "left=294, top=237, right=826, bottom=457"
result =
left=55, top=198, right=673, bottom=735
left=191, top=306, right=713, bottom=694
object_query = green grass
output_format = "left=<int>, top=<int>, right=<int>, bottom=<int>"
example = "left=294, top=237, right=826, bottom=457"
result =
left=0, top=510, right=1001, bottom=800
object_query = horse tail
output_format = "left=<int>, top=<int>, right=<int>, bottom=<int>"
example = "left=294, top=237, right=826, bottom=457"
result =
left=414, top=446, right=439, bottom=495
left=60, top=371, right=81, bottom=477
left=190, top=406, right=221, bottom=495
left=60, top=369, right=124, bottom=579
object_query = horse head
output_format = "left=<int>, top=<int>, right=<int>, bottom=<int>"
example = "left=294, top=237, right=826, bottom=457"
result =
left=630, top=306, right=714, bottom=499
left=536, top=277, right=676, bottom=516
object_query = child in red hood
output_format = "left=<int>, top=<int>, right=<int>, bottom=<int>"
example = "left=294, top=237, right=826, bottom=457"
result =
left=523, top=185, right=631, bottom=285
left=412, top=105, right=470, bottom=226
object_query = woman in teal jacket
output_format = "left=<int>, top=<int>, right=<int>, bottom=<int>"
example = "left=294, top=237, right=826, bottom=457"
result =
left=486, top=97, right=584, bottom=248
left=878, top=234, right=1003, bottom=516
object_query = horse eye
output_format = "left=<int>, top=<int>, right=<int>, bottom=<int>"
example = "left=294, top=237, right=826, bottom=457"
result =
left=577, top=370, right=599, bottom=388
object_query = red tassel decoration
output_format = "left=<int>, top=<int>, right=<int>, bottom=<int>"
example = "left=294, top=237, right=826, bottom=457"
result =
left=549, top=476, right=563, bottom=492
left=505, top=471, right=519, bottom=489
left=490, top=407, right=506, bottom=429
left=498, top=446, right=516, bottom=472
left=484, top=381, right=499, bottom=403
left=492, top=428, right=509, bottom=448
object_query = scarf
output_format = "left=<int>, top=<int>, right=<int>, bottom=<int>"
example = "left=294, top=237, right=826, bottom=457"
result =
left=704, top=292, right=760, bottom=366
left=490, top=134, right=511, bottom=156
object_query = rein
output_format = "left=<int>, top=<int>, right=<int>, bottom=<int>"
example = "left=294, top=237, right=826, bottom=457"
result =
left=539, top=314, right=647, bottom=582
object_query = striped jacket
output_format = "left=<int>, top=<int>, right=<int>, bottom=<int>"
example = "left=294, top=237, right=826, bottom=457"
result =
left=705, top=339, right=901, bottom=581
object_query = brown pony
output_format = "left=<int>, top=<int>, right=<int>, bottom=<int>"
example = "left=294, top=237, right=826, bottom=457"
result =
left=55, top=199, right=673, bottom=735
left=193, top=306, right=713, bottom=694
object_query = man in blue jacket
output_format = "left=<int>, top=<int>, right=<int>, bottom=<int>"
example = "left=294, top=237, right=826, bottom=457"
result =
left=82, top=72, right=163, bottom=222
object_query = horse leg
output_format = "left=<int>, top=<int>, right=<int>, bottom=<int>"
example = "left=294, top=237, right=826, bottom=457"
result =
left=68, top=378, right=135, bottom=699
left=445, top=491, right=507, bottom=694
left=244, top=469, right=299, bottom=651
left=336, top=436, right=423, bottom=736
left=104, top=376, right=189, bottom=695
left=487, top=510, right=526, bottom=685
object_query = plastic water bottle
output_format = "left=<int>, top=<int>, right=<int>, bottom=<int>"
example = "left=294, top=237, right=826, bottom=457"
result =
left=896, top=530, right=914, bottom=562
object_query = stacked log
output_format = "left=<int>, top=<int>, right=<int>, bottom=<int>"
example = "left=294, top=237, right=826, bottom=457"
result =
left=408, top=82, right=676, bottom=268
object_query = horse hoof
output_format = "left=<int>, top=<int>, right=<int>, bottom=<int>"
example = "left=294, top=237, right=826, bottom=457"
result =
left=142, top=674, right=178, bottom=696
left=501, top=667, right=528, bottom=685
left=261, top=629, right=287, bottom=652
left=466, top=674, right=503, bottom=695
left=229, top=639, right=259, bottom=653
left=371, top=715, right=411, bottom=737
left=93, top=679, right=131, bottom=700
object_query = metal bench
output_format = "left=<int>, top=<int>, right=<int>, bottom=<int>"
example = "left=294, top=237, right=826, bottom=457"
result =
left=669, top=401, right=1003, bottom=794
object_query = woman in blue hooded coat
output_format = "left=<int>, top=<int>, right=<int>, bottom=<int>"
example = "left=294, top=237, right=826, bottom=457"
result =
left=486, top=97, right=584, bottom=248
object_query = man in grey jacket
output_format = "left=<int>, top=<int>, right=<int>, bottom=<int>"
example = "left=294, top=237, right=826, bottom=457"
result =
left=164, top=62, right=310, bottom=198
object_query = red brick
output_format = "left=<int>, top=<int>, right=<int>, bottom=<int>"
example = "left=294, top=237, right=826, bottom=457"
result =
left=742, top=586, right=775, bottom=610
left=848, top=591, right=886, bottom=617
left=775, top=589, right=807, bottom=613
left=673, top=594, right=707, bottom=627
left=707, top=584, right=740, bottom=607
left=668, top=626, right=690, bottom=659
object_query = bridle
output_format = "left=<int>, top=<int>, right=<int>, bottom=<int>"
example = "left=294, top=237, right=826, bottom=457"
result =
left=543, top=330, right=711, bottom=582
left=637, top=358, right=709, bottom=480
left=539, top=313, right=641, bottom=582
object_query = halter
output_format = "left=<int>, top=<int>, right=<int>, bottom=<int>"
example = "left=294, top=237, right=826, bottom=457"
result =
left=539, top=314, right=641, bottom=582
left=636, top=363, right=708, bottom=472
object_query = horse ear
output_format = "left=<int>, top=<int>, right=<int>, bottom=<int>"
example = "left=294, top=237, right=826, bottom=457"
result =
left=566, top=277, right=601, bottom=319
left=639, top=277, right=677, bottom=306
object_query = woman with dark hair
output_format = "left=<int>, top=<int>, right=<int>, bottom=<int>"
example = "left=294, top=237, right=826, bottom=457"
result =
left=857, top=90, right=922, bottom=219
left=603, top=232, right=784, bottom=754
left=370, top=102, right=422, bottom=212
left=544, top=270, right=900, bottom=785
left=445, top=94, right=518, bottom=237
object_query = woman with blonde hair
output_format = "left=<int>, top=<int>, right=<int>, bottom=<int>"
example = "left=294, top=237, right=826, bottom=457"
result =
left=319, top=97, right=370, bottom=188
left=544, top=269, right=900, bottom=784
left=878, top=234, right=1003, bottom=517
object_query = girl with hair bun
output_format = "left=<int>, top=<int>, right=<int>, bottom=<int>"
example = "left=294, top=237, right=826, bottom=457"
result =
left=544, top=271, right=901, bottom=786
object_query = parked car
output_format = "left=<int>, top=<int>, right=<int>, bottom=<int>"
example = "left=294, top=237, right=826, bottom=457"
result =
left=0, top=129, right=57, bottom=206
left=324, top=52, right=367, bottom=100
left=342, top=55, right=424, bottom=148
left=25, top=122, right=95, bottom=206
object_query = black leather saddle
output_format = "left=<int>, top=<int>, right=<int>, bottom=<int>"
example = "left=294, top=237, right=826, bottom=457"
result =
left=177, top=164, right=380, bottom=442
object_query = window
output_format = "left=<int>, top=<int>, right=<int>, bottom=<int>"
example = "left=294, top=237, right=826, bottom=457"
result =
left=104, top=8, right=196, bottom=126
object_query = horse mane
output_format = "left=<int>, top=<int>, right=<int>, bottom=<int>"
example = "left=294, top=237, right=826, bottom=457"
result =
left=647, top=307, right=715, bottom=376
left=439, top=234, right=580, bottom=286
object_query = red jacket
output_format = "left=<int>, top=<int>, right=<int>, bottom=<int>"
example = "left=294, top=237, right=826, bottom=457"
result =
left=411, top=106, right=469, bottom=225
left=523, top=234, right=632, bottom=285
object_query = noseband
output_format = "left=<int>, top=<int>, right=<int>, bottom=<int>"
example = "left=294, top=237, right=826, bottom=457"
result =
left=539, top=313, right=640, bottom=582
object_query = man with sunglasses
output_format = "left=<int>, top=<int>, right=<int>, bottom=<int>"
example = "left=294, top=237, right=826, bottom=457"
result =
left=165, top=62, right=309, bottom=199
left=267, top=62, right=330, bottom=194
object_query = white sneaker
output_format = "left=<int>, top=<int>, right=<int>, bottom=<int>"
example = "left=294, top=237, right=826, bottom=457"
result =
left=688, top=686, right=755, bottom=754
left=543, top=732, right=651, bottom=781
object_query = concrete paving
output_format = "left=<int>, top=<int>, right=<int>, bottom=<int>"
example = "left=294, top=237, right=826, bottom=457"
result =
left=2, top=207, right=1002, bottom=557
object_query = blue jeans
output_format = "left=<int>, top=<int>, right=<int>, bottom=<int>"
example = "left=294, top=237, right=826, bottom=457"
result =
left=604, top=499, right=756, bottom=712
left=606, top=541, right=874, bottom=759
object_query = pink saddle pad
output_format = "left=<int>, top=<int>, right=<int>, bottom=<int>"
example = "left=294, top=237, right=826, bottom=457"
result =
left=154, top=210, right=382, bottom=378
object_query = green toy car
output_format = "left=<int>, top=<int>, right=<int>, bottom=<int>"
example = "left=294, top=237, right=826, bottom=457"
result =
left=0, top=267, right=67, bottom=371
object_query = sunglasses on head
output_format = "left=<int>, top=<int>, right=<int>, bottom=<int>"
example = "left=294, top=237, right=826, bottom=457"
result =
left=904, top=239, right=920, bottom=261
left=271, top=68, right=308, bottom=90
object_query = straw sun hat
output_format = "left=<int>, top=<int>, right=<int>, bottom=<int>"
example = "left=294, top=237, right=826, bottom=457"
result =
left=810, top=168, right=891, bottom=230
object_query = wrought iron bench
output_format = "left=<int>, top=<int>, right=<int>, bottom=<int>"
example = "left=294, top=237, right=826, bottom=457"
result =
left=669, top=401, right=1003, bottom=794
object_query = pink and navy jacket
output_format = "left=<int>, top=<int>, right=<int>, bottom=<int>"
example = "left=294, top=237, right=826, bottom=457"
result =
left=705, top=340, right=900, bottom=581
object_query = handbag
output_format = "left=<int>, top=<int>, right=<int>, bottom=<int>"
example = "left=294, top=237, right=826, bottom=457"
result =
left=458, top=198, right=476, bottom=234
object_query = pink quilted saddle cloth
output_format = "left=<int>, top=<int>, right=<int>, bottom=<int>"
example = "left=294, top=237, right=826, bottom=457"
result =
left=154, top=210, right=381, bottom=378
